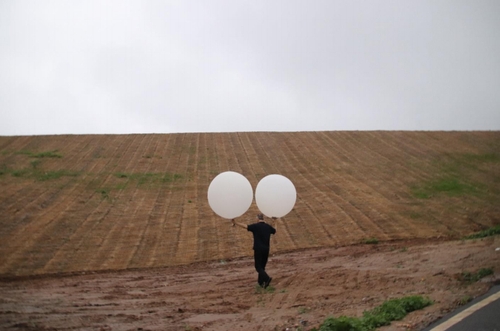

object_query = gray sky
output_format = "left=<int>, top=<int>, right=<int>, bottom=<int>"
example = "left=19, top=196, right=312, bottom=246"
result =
left=1, top=1, right=499, bottom=135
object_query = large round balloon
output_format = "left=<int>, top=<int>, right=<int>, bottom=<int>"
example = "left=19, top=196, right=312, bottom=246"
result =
left=208, top=171, right=253, bottom=219
left=255, top=174, right=296, bottom=218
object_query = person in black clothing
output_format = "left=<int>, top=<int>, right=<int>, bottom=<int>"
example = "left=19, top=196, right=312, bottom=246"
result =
left=232, top=213, right=276, bottom=288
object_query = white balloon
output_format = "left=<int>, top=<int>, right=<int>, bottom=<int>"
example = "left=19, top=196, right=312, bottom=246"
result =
left=255, top=174, right=296, bottom=218
left=208, top=171, right=253, bottom=219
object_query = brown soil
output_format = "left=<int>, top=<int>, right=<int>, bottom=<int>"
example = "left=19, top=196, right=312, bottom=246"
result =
left=1, top=132, right=499, bottom=277
left=1, top=132, right=499, bottom=330
left=1, top=237, right=499, bottom=331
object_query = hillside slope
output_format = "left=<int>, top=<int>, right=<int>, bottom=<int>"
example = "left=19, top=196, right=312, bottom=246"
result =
left=0, top=131, right=499, bottom=276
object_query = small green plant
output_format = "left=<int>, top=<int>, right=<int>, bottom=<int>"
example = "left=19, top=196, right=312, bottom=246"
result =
left=461, top=153, right=499, bottom=163
left=17, top=150, right=62, bottom=158
left=363, top=238, right=379, bottom=245
left=255, top=285, right=276, bottom=294
left=409, top=212, right=422, bottom=219
left=314, top=295, right=432, bottom=331
left=35, top=170, right=79, bottom=181
left=457, top=295, right=473, bottom=306
left=464, top=225, right=500, bottom=239
left=458, top=268, right=494, bottom=283
left=411, top=176, right=478, bottom=199
left=96, top=189, right=110, bottom=200
left=11, top=169, right=30, bottom=177
left=298, top=307, right=309, bottom=314
left=30, top=160, right=41, bottom=169
left=113, top=172, right=183, bottom=185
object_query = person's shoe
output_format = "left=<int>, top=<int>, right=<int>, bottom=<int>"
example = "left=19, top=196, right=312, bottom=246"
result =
left=264, top=277, right=272, bottom=289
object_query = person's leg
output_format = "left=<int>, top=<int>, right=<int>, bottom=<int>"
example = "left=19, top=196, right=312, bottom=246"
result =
left=254, top=250, right=270, bottom=287
left=261, top=250, right=272, bottom=288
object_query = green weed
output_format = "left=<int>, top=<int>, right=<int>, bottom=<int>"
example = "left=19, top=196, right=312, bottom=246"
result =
left=16, top=150, right=62, bottom=158
left=11, top=169, right=30, bottom=177
left=96, top=189, right=110, bottom=200
left=457, top=295, right=473, bottom=306
left=255, top=285, right=276, bottom=294
left=461, top=153, right=499, bottom=163
left=464, top=225, right=500, bottom=239
left=363, top=238, right=379, bottom=245
left=314, top=295, right=432, bottom=331
left=298, top=307, right=310, bottom=314
left=35, top=170, right=79, bottom=181
left=30, top=160, right=41, bottom=169
left=8, top=166, right=79, bottom=181
left=114, top=172, right=183, bottom=185
left=458, top=268, right=494, bottom=283
left=411, top=177, right=477, bottom=199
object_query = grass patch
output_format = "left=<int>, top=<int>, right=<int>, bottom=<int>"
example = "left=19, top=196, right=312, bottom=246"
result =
left=7, top=167, right=79, bottom=181
left=411, top=177, right=478, bottom=199
left=16, top=150, right=62, bottom=158
left=12, top=169, right=32, bottom=178
left=458, top=268, right=494, bottom=284
left=114, top=172, right=183, bottom=186
left=457, top=295, right=473, bottom=306
left=35, top=170, right=79, bottom=181
left=96, top=188, right=111, bottom=200
left=464, top=225, right=500, bottom=239
left=254, top=285, right=276, bottom=294
left=314, top=295, right=432, bottom=331
left=409, top=152, right=498, bottom=199
left=461, top=153, right=500, bottom=163
left=363, top=238, right=379, bottom=245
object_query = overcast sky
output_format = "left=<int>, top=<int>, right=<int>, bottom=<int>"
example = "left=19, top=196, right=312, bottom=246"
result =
left=1, top=1, right=499, bottom=136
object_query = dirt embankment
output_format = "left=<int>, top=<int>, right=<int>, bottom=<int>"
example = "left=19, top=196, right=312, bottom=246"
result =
left=1, top=237, right=499, bottom=331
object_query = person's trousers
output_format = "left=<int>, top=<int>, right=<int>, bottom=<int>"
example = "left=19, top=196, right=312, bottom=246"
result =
left=254, top=249, right=271, bottom=286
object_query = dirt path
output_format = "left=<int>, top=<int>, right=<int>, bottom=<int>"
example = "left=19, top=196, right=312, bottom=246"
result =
left=1, top=237, right=499, bottom=331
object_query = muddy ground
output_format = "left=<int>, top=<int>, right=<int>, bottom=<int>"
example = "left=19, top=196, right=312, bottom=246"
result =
left=1, top=237, right=499, bottom=331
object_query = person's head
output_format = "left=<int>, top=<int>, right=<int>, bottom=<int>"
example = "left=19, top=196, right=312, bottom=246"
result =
left=257, top=213, right=264, bottom=221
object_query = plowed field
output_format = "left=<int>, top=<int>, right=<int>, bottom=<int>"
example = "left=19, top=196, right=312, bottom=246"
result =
left=1, top=132, right=499, bottom=277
